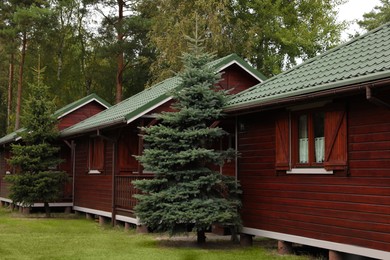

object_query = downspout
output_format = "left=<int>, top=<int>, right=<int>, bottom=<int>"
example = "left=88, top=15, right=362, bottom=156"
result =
left=138, top=119, right=144, bottom=174
left=235, top=116, right=238, bottom=183
left=71, top=141, right=76, bottom=207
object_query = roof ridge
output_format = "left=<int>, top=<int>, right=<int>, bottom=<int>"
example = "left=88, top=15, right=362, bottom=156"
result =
left=61, top=54, right=265, bottom=137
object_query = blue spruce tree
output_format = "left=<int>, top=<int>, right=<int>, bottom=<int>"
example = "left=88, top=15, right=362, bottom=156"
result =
left=133, top=37, right=241, bottom=243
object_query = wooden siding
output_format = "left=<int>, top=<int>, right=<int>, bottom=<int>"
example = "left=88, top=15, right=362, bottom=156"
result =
left=73, top=138, right=113, bottom=212
left=58, top=101, right=107, bottom=130
left=0, top=148, right=9, bottom=198
left=70, top=66, right=260, bottom=216
left=237, top=95, right=390, bottom=252
left=218, top=64, right=260, bottom=94
left=73, top=122, right=145, bottom=213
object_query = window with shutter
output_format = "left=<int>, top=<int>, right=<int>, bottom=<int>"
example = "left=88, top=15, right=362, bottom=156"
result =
left=4, top=149, right=12, bottom=174
left=89, top=137, right=105, bottom=173
left=118, top=130, right=139, bottom=171
left=275, top=113, right=290, bottom=170
left=275, top=103, right=347, bottom=174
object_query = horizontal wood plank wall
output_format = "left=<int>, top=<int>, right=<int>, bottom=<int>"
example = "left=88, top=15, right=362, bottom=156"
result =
left=74, top=138, right=113, bottom=212
left=219, top=64, right=260, bottom=95
left=238, top=95, right=390, bottom=252
left=58, top=102, right=107, bottom=131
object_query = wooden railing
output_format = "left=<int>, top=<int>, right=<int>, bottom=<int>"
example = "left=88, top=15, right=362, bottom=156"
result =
left=115, top=174, right=153, bottom=211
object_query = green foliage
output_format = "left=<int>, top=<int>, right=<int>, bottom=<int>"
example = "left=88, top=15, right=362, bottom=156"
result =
left=5, top=69, right=68, bottom=208
left=133, top=39, right=241, bottom=237
left=0, top=85, right=6, bottom=137
left=0, top=0, right=346, bottom=133
left=358, top=0, right=390, bottom=31
left=141, top=0, right=345, bottom=81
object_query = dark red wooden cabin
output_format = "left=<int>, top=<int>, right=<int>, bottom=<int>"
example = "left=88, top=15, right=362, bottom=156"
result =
left=225, top=24, right=390, bottom=259
left=0, top=94, right=110, bottom=209
left=60, top=54, right=266, bottom=225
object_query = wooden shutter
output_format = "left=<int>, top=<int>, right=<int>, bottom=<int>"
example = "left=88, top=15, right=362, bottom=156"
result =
left=119, top=131, right=139, bottom=171
left=324, top=105, right=347, bottom=170
left=275, top=112, right=290, bottom=170
left=90, top=137, right=105, bottom=170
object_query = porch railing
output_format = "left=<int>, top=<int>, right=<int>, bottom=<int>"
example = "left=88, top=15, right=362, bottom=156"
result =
left=115, top=174, right=153, bottom=212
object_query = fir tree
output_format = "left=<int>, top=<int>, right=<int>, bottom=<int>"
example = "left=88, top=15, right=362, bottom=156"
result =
left=133, top=37, right=241, bottom=243
left=5, top=67, right=68, bottom=217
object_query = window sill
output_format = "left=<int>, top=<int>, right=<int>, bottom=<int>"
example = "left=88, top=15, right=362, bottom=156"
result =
left=286, top=168, right=333, bottom=175
left=88, top=169, right=101, bottom=175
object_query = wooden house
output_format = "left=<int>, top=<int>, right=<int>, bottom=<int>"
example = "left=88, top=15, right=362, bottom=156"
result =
left=0, top=93, right=111, bottom=210
left=224, top=24, right=390, bottom=259
left=60, top=54, right=266, bottom=226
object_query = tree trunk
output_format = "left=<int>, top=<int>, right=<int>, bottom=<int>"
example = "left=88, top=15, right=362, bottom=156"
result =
left=197, top=229, right=206, bottom=244
left=15, top=31, right=27, bottom=131
left=44, top=202, right=51, bottom=218
left=7, top=55, right=14, bottom=130
left=115, top=0, right=124, bottom=104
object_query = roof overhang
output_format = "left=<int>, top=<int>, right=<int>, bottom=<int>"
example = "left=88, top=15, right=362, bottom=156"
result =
left=126, top=96, right=173, bottom=124
left=225, top=76, right=390, bottom=114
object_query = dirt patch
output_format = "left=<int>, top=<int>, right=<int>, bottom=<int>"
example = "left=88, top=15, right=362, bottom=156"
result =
left=155, top=233, right=330, bottom=259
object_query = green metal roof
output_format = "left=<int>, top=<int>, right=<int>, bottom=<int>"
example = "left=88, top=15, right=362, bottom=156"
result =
left=0, top=128, right=24, bottom=146
left=54, top=93, right=111, bottom=119
left=61, top=77, right=181, bottom=137
left=61, top=53, right=264, bottom=137
left=0, top=93, right=110, bottom=145
left=226, top=23, right=390, bottom=111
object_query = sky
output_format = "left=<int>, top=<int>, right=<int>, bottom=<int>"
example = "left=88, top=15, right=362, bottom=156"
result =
left=337, top=0, right=382, bottom=40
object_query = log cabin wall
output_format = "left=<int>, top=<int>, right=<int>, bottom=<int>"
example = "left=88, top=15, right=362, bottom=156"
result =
left=237, top=93, right=390, bottom=252
left=58, top=144, right=73, bottom=202
left=73, top=136, right=113, bottom=213
left=0, top=148, right=8, bottom=198
left=218, top=64, right=260, bottom=94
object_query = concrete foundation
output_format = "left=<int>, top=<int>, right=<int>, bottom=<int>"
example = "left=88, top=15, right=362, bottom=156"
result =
left=329, top=250, right=343, bottom=260
left=240, top=233, right=253, bottom=247
left=278, top=241, right=293, bottom=255
left=136, top=225, right=148, bottom=233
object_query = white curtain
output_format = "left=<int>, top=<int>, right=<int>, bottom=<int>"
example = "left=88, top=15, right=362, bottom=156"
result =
left=315, top=137, right=325, bottom=163
left=299, top=138, right=308, bottom=163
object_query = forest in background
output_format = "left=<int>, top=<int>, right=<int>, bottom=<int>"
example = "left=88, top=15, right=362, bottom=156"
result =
left=0, top=0, right=387, bottom=137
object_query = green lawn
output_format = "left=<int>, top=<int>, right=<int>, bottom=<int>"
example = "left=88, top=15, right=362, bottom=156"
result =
left=0, top=207, right=308, bottom=260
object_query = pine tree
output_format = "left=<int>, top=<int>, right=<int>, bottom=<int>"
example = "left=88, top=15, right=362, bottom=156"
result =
left=133, top=37, right=241, bottom=243
left=5, top=66, right=68, bottom=217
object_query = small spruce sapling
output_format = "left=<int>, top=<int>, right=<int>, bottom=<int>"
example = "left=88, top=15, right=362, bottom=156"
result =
left=5, top=66, right=68, bottom=217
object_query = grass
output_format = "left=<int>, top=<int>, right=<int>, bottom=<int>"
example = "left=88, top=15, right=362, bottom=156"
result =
left=0, top=207, right=309, bottom=260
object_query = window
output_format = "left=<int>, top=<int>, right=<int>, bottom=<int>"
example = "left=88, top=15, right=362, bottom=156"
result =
left=275, top=103, right=347, bottom=173
left=89, top=137, right=105, bottom=173
left=294, top=111, right=325, bottom=166
left=4, top=149, right=12, bottom=174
